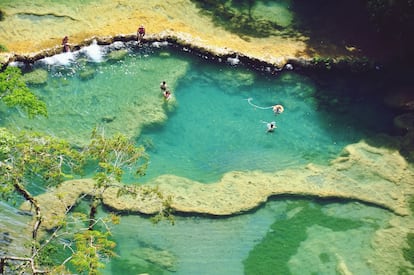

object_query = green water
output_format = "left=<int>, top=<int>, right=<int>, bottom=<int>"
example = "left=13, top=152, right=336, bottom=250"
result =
left=107, top=199, right=391, bottom=275
left=1, top=43, right=399, bottom=274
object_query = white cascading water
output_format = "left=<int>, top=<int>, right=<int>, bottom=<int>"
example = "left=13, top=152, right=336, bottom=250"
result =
left=81, top=39, right=103, bottom=62
left=41, top=51, right=75, bottom=66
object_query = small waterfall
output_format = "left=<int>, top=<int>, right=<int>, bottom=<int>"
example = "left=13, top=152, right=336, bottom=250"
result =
left=81, top=39, right=103, bottom=62
left=41, top=51, right=75, bottom=66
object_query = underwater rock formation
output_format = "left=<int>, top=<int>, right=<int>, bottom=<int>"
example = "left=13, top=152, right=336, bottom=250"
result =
left=107, top=49, right=128, bottom=62
left=132, top=248, right=178, bottom=272
left=22, top=68, right=48, bottom=85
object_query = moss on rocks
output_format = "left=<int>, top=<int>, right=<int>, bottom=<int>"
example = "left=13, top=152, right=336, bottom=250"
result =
left=78, top=66, right=96, bottom=81
left=22, top=69, right=48, bottom=85
left=107, top=49, right=128, bottom=62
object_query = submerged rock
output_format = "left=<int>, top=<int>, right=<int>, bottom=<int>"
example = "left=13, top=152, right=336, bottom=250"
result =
left=22, top=68, right=48, bottom=85
left=132, top=248, right=178, bottom=272
left=78, top=66, right=96, bottom=80
left=101, top=115, right=116, bottom=123
left=107, top=49, right=128, bottom=61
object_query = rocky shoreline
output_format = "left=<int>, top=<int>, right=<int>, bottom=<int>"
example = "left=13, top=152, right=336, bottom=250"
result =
left=1, top=32, right=379, bottom=75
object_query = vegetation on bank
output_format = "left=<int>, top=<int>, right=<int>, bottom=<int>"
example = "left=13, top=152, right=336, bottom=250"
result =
left=191, top=0, right=414, bottom=61
left=0, top=66, right=47, bottom=118
left=0, top=67, right=174, bottom=274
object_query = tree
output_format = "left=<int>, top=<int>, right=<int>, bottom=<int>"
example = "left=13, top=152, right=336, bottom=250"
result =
left=0, top=126, right=173, bottom=274
left=0, top=66, right=47, bottom=118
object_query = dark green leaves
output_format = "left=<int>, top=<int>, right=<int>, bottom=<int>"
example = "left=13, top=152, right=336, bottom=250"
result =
left=0, top=66, right=47, bottom=118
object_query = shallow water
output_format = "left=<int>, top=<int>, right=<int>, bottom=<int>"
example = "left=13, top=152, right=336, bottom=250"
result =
left=1, top=42, right=400, bottom=274
left=107, top=199, right=391, bottom=275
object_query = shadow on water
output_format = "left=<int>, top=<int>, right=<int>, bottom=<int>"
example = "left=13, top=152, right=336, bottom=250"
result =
left=189, top=0, right=400, bottom=61
left=190, top=0, right=295, bottom=40
left=288, top=0, right=385, bottom=58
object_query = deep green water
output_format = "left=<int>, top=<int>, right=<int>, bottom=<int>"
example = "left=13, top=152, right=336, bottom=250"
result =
left=1, top=42, right=398, bottom=274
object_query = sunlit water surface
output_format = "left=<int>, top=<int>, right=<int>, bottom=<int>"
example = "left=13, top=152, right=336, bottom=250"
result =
left=0, top=42, right=398, bottom=274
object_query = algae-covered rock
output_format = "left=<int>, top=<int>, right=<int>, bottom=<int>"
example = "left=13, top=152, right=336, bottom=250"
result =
left=107, top=49, right=128, bottom=61
left=22, top=68, right=48, bottom=85
left=78, top=66, right=96, bottom=80
left=132, top=247, right=178, bottom=272
left=101, top=115, right=116, bottom=123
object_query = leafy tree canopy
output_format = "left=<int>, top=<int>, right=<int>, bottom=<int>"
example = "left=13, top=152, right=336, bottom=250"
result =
left=0, top=126, right=172, bottom=274
left=0, top=66, right=48, bottom=118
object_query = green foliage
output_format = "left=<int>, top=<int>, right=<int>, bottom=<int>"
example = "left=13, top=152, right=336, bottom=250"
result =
left=117, top=185, right=175, bottom=225
left=191, top=0, right=283, bottom=38
left=0, top=44, right=7, bottom=52
left=87, top=127, right=149, bottom=187
left=1, top=127, right=174, bottom=274
left=0, top=9, right=4, bottom=21
left=0, top=128, right=84, bottom=200
left=37, top=241, right=71, bottom=267
left=71, top=230, right=116, bottom=275
left=0, top=66, right=48, bottom=118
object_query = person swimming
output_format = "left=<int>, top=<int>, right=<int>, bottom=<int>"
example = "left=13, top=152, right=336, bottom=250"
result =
left=163, top=90, right=172, bottom=100
left=160, top=81, right=167, bottom=92
left=272, top=104, right=284, bottom=115
left=267, top=121, right=276, bottom=132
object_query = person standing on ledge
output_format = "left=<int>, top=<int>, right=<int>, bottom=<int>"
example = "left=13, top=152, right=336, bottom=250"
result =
left=62, top=36, right=70, bottom=52
left=137, top=25, right=145, bottom=43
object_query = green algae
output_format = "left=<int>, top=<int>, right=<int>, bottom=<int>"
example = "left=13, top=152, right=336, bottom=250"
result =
left=403, top=233, right=414, bottom=266
left=22, top=69, right=48, bottom=85
left=243, top=200, right=367, bottom=274
left=2, top=49, right=189, bottom=146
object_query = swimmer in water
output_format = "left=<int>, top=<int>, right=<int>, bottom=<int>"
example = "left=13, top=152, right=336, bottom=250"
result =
left=273, top=104, right=284, bottom=115
left=163, top=90, right=172, bottom=100
left=267, top=121, right=276, bottom=132
left=160, top=81, right=167, bottom=92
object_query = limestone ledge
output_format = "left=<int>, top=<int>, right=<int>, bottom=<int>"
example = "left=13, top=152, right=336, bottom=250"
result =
left=20, top=140, right=414, bottom=231
left=1, top=32, right=375, bottom=73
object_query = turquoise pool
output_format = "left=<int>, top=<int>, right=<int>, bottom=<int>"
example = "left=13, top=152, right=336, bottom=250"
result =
left=1, top=41, right=400, bottom=274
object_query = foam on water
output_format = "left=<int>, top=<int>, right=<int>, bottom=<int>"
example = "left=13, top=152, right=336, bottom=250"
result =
left=41, top=51, right=76, bottom=66
left=81, top=39, right=104, bottom=62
